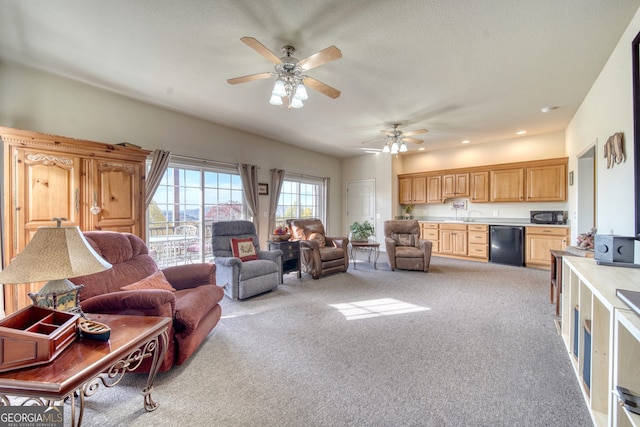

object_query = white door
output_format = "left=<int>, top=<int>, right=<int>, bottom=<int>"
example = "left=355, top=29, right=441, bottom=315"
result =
left=346, top=179, right=376, bottom=236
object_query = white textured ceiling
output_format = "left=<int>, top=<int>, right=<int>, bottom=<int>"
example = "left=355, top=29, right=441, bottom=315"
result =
left=1, top=0, right=639, bottom=158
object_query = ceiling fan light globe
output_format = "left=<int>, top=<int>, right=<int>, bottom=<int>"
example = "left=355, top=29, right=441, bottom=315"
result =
left=294, top=83, right=308, bottom=100
left=269, top=95, right=283, bottom=105
left=272, top=80, right=287, bottom=97
left=382, top=144, right=390, bottom=153
left=391, top=141, right=399, bottom=152
left=290, top=97, right=304, bottom=109
left=399, top=142, right=408, bottom=152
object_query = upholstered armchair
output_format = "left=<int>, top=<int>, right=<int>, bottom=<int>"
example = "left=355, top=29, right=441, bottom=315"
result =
left=287, top=218, right=349, bottom=279
left=384, top=220, right=433, bottom=272
left=210, top=220, right=283, bottom=300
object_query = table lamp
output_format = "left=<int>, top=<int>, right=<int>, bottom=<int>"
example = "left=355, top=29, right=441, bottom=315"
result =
left=0, top=220, right=112, bottom=313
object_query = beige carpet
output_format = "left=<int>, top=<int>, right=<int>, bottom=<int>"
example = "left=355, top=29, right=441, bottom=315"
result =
left=67, top=255, right=591, bottom=426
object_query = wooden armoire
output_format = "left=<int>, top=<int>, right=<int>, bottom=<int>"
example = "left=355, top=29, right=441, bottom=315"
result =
left=1, top=127, right=151, bottom=315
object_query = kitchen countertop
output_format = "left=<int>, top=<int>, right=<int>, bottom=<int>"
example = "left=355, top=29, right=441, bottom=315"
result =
left=398, top=217, right=570, bottom=227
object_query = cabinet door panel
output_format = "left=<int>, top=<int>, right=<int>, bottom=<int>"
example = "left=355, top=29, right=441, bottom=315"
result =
left=91, top=160, right=141, bottom=235
left=490, top=168, right=524, bottom=202
left=412, top=176, right=427, bottom=204
left=470, top=171, right=489, bottom=203
left=16, top=149, right=81, bottom=250
left=426, top=176, right=442, bottom=204
left=526, top=164, right=566, bottom=201
left=399, top=178, right=412, bottom=204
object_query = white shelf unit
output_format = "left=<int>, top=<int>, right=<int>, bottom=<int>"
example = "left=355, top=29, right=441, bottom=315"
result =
left=613, top=308, right=640, bottom=427
left=561, top=257, right=640, bottom=427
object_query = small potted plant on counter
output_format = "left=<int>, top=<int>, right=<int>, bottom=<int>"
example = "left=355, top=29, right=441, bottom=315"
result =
left=350, top=220, right=375, bottom=242
left=404, top=205, right=413, bottom=219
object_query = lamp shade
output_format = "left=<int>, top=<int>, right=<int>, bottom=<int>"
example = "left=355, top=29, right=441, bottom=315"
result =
left=269, top=94, right=283, bottom=105
left=272, top=79, right=286, bottom=97
left=0, top=226, right=112, bottom=285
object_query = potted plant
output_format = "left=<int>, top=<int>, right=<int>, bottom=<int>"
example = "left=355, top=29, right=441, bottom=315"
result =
left=350, top=220, right=375, bottom=242
left=404, top=205, right=413, bottom=219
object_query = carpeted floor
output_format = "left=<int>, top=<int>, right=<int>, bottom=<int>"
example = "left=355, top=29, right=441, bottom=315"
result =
left=71, top=255, right=592, bottom=426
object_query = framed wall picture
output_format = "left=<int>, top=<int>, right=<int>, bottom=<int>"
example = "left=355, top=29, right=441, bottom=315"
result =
left=258, top=183, right=269, bottom=196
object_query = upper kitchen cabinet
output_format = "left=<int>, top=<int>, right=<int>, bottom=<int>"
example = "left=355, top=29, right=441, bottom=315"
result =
left=469, top=171, right=490, bottom=203
left=442, top=173, right=469, bottom=199
left=399, top=174, right=427, bottom=204
left=426, top=175, right=442, bottom=204
left=489, top=168, right=524, bottom=202
left=525, top=162, right=567, bottom=202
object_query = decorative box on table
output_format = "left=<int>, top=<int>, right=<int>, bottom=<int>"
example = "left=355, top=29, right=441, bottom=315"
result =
left=0, top=305, right=80, bottom=372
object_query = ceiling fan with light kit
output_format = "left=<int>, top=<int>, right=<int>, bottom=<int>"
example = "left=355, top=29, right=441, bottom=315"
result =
left=362, top=123, right=428, bottom=154
left=227, top=37, right=342, bottom=109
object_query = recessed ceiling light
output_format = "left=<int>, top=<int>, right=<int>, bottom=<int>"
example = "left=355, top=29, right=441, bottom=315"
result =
left=461, top=140, right=470, bottom=144
left=540, top=106, right=558, bottom=113
left=516, top=130, right=527, bottom=135
left=418, top=147, right=425, bottom=151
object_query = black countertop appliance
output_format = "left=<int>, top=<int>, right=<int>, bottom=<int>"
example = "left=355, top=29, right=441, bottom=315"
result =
left=490, top=225, right=525, bottom=266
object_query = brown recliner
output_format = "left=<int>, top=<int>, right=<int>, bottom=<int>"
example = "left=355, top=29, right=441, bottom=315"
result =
left=287, top=219, right=349, bottom=279
left=384, top=220, right=433, bottom=272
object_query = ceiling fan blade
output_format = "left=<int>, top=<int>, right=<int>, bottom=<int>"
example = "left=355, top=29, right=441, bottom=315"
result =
left=227, top=72, right=273, bottom=85
left=298, top=46, right=342, bottom=71
left=303, top=76, right=341, bottom=99
left=403, top=137, right=424, bottom=144
left=361, top=137, right=386, bottom=144
left=402, top=129, right=429, bottom=137
left=240, top=37, right=283, bottom=64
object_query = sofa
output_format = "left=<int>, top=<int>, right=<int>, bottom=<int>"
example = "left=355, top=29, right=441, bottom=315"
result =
left=71, top=231, right=224, bottom=372
left=287, top=218, right=349, bottom=279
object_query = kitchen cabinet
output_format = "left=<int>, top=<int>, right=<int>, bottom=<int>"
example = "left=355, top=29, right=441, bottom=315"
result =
left=420, top=222, right=439, bottom=253
left=399, top=175, right=426, bottom=204
left=426, top=175, right=442, bottom=204
left=2, top=126, right=150, bottom=314
left=442, top=173, right=469, bottom=199
left=525, top=226, right=569, bottom=269
left=439, top=223, right=467, bottom=256
left=469, top=171, right=490, bottom=203
left=467, top=224, right=489, bottom=259
left=490, top=168, right=524, bottom=202
left=398, top=157, right=567, bottom=206
left=525, top=163, right=566, bottom=202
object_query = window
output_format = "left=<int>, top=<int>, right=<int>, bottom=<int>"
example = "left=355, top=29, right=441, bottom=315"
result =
left=147, top=161, right=245, bottom=268
left=276, top=176, right=325, bottom=225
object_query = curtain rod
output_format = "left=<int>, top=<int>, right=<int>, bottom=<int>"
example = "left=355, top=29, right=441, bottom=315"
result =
left=170, top=154, right=239, bottom=168
left=283, top=170, right=326, bottom=180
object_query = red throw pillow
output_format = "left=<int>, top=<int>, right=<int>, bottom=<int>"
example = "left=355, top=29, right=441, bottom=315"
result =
left=231, top=237, right=258, bottom=261
left=121, top=270, right=176, bottom=292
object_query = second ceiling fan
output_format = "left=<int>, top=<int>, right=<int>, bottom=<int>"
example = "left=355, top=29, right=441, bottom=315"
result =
left=363, top=123, right=428, bottom=154
left=227, top=37, right=342, bottom=109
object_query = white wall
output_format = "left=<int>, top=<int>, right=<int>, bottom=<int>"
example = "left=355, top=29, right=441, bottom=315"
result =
left=0, top=61, right=344, bottom=244
left=566, top=7, right=640, bottom=261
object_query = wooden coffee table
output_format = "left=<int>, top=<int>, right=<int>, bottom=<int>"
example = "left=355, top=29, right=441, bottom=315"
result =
left=0, top=313, right=170, bottom=426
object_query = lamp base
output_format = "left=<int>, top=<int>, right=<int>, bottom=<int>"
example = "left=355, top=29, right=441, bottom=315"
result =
left=29, top=280, right=84, bottom=314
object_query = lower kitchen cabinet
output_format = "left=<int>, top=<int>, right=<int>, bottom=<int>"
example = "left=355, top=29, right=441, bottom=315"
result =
left=420, top=222, right=439, bottom=252
left=439, top=224, right=467, bottom=257
left=467, top=224, right=489, bottom=259
left=525, top=226, right=569, bottom=269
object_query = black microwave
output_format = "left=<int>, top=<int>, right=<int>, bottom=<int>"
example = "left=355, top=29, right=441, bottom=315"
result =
left=530, top=211, right=566, bottom=225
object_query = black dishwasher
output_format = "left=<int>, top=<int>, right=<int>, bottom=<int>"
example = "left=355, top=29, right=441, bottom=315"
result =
left=489, top=226, right=525, bottom=266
